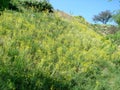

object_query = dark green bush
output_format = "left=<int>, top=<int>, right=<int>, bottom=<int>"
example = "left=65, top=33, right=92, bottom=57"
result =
left=22, top=0, right=53, bottom=12
left=0, top=0, right=53, bottom=13
left=0, top=0, right=21, bottom=11
left=0, top=0, right=10, bottom=11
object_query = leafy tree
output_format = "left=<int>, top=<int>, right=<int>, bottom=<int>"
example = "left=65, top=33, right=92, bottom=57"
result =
left=93, top=10, right=112, bottom=24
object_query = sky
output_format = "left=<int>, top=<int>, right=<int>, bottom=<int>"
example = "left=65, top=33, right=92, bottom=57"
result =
left=49, top=0, right=120, bottom=24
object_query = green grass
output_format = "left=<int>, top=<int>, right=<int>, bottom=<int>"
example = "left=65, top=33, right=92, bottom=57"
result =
left=0, top=10, right=120, bottom=90
left=106, top=31, right=120, bottom=45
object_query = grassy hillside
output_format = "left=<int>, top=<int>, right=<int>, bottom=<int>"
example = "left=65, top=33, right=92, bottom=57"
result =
left=0, top=10, right=120, bottom=90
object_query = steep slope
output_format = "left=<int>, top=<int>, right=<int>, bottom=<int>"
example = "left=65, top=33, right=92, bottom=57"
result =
left=0, top=10, right=120, bottom=90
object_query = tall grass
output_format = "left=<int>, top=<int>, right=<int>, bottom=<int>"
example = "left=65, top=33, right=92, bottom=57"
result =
left=0, top=10, right=120, bottom=90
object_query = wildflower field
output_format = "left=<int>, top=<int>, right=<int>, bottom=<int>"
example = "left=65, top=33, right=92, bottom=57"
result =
left=0, top=10, right=120, bottom=90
